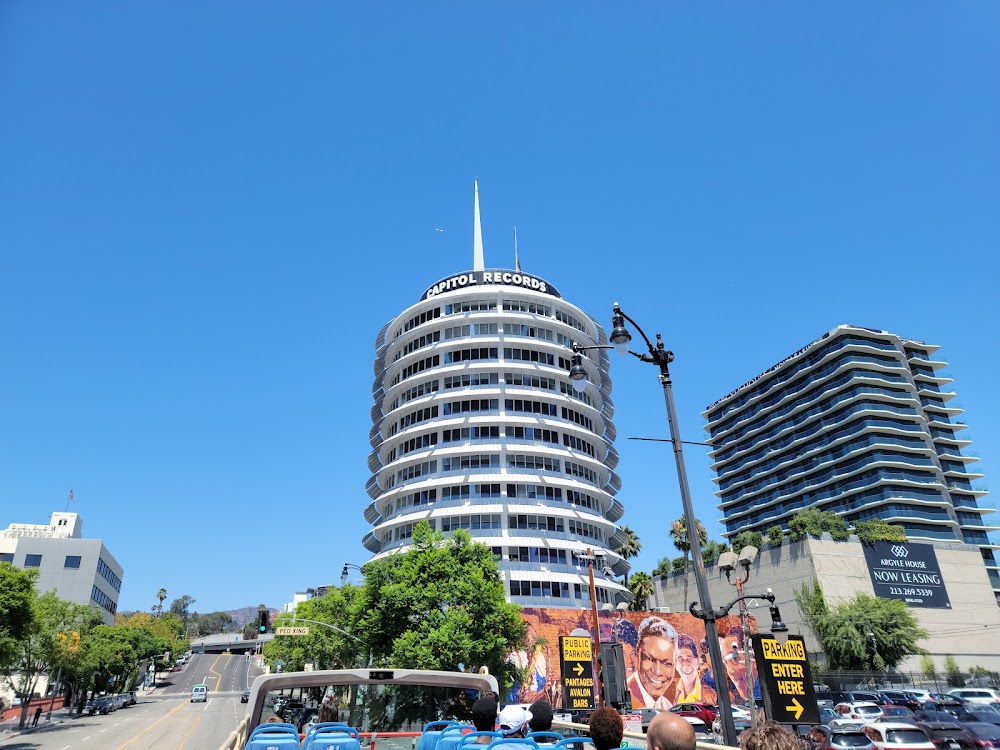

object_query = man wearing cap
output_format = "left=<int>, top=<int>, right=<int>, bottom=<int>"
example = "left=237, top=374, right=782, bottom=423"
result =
left=498, top=705, right=533, bottom=738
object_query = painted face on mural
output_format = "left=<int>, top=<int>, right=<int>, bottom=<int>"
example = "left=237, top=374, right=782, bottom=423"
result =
left=637, top=634, right=675, bottom=700
left=676, top=644, right=698, bottom=682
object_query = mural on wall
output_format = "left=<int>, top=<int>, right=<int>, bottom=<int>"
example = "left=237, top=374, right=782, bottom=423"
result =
left=508, top=607, right=758, bottom=710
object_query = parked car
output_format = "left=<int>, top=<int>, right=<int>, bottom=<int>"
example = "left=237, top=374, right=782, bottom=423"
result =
left=914, top=720, right=976, bottom=750
left=962, top=723, right=1000, bottom=748
left=123, top=691, right=137, bottom=705
left=923, top=697, right=965, bottom=717
left=635, top=707, right=666, bottom=731
left=881, top=706, right=916, bottom=722
left=806, top=725, right=875, bottom=750
left=241, top=690, right=250, bottom=703
left=914, top=711, right=959, bottom=723
left=832, top=702, right=885, bottom=724
left=861, top=722, right=935, bottom=750
left=957, top=707, right=1000, bottom=726
left=669, top=702, right=717, bottom=725
left=948, top=689, right=1000, bottom=706
left=882, top=691, right=923, bottom=712
left=86, top=696, right=115, bottom=715
left=818, top=707, right=840, bottom=726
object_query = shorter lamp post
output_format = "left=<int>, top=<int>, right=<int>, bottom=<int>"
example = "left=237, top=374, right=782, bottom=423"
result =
left=717, top=546, right=765, bottom=728
left=689, top=588, right=788, bottom=727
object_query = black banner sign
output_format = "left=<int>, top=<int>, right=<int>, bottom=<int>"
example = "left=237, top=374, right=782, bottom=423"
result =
left=559, top=635, right=595, bottom=711
left=862, top=541, right=950, bottom=609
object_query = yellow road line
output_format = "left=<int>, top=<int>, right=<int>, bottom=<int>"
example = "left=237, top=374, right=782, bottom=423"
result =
left=175, top=713, right=200, bottom=750
left=114, top=700, right=187, bottom=750
left=208, top=653, right=225, bottom=685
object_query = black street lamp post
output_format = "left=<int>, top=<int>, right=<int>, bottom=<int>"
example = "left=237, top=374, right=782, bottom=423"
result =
left=569, top=303, right=743, bottom=745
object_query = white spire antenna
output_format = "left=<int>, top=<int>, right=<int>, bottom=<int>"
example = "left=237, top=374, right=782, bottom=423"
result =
left=514, top=226, right=521, bottom=272
left=473, top=178, right=485, bottom=271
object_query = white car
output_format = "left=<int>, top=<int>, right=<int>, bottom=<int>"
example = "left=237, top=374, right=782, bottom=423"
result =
left=731, top=705, right=752, bottom=721
left=830, top=702, right=884, bottom=727
left=948, top=688, right=1000, bottom=705
left=862, top=722, right=934, bottom=750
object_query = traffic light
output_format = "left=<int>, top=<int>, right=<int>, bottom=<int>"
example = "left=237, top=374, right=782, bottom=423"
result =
left=258, top=610, right=269, bottom=634
left=599, top=642, right=629, bottom=709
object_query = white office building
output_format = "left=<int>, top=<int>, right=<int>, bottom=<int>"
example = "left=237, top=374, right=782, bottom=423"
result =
left=0, top=511, right=124, bottom=624
left=364, top=183, right=630, bottom=607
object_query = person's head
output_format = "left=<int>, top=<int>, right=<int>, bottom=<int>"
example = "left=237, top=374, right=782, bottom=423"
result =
left=636, top=617, right=678, bottom=700
left=317, top=703, right=337, bottom=723
left=674, top=633, right=699, bottom=683
left=808, top=726, right=827, bottom=742
left=739, top=721, right=802, bottom=750
left=589, top=706, right=624, bottom=750
left=646, top=711, right=696, bottom=750
left=472, top=697, right=499, bottom=732
left=498, top=704, right=532, bottom=737
left=528, top=699, right=553, bottom=732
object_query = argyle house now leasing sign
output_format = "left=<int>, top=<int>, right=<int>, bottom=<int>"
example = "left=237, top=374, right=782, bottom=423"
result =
left=862, top=541, right=951, bottom=608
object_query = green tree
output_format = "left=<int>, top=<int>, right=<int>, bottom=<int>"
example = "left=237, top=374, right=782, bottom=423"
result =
left=669, top=516, right=707, bottom=610
left=154, top=588, right=167, bottom=618
left=356, top=522, right=525, bottom=719
left=701, top=540, right=728, bottom=566
left=652, top=557, right=672, bottom=577
left=0, top=563, right=36, bottom=644
left=854, top=519, right=907, bottom=545
left=266, top=585, right=365, bottom=673
left=921, top=655, right=937, bottom=682
left=766, top=525, right=784, bottom=548
left=0, top=591, right=90, bottom=728
left=671, top=556, right=686, bottom=572
left=732, top=530, right=764, bottom=556
left=170, top=595, right=196, bottom=629
left=796, top=582, right=927, bottom=670
left=615, top=526, right=641, bottom=585
left=944, top=655, right=964, bottom=687
left=789, top=508, right=849, bottom=542
left=627, top=572, right=654, bottom=611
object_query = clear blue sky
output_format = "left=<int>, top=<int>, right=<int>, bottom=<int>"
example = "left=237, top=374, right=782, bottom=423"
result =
left=1, top=3, right=997, bottom=614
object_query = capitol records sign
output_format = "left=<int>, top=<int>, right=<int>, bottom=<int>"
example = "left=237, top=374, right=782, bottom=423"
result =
left=862, top=541, right=950, bottom=608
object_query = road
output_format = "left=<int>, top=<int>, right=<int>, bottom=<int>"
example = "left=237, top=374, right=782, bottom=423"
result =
left=1, top=653, right=262, bottom=750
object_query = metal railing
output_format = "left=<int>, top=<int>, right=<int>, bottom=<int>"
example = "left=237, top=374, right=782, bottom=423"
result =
left=216, top=716, right=247, bottom=750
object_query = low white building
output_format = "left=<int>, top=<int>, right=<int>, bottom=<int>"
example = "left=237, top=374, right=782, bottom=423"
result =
left=649, top=535, right=1000, bottom=672
left=0, top=511, right=124, bottom=625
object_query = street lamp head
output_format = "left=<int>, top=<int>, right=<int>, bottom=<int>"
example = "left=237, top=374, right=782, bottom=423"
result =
left=717, top=551, right=738, bottom=573
left=568, top=350, right=588, bottom=392
left=737, top=546, right=758, bottom=568
left=340, top=562, right=349, bottom=584
left=609, top=303, right=632, bottom=356
left=769, top=604, right=789, bottom=645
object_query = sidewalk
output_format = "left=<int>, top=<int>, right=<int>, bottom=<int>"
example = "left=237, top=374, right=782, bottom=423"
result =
left=0, top=707, right=78, bottom=741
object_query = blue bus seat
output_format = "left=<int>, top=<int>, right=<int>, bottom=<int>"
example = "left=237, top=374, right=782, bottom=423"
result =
left=486, top=739, right=541, bottom=750
left=246, top=724, right=301, bottom=750
left=417, top=721, right=462, bottom=750
left=436, top=725, right=469, bottom=750
left=554, top=738, right=588, bottom=750
left=527, top=733, right=564, bottom=745
left=459, top=732, right=502, bottom=749
left=305, top=725, right=361, bottom=750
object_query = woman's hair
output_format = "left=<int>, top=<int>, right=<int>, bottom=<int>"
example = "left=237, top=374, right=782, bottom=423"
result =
left=317, top=703, right=337, bottom=723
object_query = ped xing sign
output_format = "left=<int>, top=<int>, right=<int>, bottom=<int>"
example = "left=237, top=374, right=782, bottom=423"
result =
left=751, top=635, right=819, bottom=725
left=275, top=626, right=310, bottom=636
left=559, top=635, right=595, bottom=710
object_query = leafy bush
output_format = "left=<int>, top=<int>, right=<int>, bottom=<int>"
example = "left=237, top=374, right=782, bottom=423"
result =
left=732, top=531, right=764, bottom=556
left=789, top=508, right=850, bottom=541
left=854, top=519, right=907, bottom=545
left=766, top=525, right=784, bottom=548
left=671, top=556, right=687, bottom=573
left=944, top=655, right=964, bottom=687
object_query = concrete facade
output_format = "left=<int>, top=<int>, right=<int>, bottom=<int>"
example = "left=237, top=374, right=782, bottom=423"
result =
left=0, top=512, right=124, bottom=625
left=649, top=536, right=1000, bottom=671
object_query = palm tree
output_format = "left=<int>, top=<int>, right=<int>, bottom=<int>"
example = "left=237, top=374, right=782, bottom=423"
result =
left=614, top=526, right=642, bottom=585
left=628, top=572, right=655, bottom=611
left=155, top=588, right=167, bottom=618
left=669, top=516, right=706, bottom=610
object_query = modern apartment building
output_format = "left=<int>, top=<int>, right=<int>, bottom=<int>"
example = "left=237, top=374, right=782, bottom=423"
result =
left=0, top=511, right=124, bottom=624
left=364, top=183, right=630, bottom=607
left=703, top=324, right=996, bottom=594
